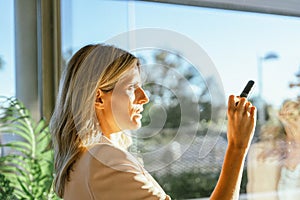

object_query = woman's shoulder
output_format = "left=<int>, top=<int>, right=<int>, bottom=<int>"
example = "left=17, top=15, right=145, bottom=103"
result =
left=249, top=140, right=284, bottom=153
left=86, top=141, right=142, bottom=173
left=248, top=142, right=265, bottom=156
left=87, top=142, right=130, bottom=160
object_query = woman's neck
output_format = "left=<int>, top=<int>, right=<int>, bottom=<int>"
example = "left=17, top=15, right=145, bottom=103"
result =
left=102, top=131, right=132, bottom=150
left=99, top=121, right=121, bottom=139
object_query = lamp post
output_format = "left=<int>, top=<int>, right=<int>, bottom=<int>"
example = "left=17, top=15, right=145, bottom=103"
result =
left=257, top=52, right=279, bottom=124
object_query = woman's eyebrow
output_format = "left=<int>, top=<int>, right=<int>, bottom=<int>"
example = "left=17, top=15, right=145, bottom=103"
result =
left=127, top=81, right=142, bottom=87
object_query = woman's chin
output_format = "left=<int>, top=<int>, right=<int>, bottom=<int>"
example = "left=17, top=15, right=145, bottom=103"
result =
left=131, top=116, right=142, bottom=129
left=118, top=119, right=142, bottom=131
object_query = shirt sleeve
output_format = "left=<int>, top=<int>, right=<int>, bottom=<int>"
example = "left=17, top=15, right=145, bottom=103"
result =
left=88, top=144, right=171, bottom=200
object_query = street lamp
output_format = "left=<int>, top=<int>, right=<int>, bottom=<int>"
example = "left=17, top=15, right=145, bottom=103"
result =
left=257, top=52, right=279, bottom=124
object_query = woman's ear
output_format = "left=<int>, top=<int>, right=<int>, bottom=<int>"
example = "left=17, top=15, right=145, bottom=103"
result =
left=95, top=89, right=104, bottom=109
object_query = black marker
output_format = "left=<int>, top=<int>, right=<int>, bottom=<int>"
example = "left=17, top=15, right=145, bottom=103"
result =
left=240, top=80, right=255, bottom=98
left=236, top=80, right=255, bottom=105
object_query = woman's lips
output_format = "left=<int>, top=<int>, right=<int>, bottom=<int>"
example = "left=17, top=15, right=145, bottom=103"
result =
left=133, top=113, right=142, bottom=118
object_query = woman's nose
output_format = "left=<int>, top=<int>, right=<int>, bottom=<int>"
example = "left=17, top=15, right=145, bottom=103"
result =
left=135, top=87, right=149, bottom=105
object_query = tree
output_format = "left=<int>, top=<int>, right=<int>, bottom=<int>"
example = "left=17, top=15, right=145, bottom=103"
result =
left=139, top=49, right=214, bottom=129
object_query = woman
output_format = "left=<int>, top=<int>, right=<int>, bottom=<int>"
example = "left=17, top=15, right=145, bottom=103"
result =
left=246, top=123, right=285, bottom=200
left=277, top=100, right=300, bottom=199
left=50, top=44, right=256, bottom=200
left=247, top=100, right=300, bottom=200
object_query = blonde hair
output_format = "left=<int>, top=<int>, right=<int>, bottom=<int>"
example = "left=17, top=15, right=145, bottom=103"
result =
left=256, top=100, right=300, bottom=161
left=279, top=100, right=300, bottom=127
left=257, top=123, right=286, bottom=161
left=49, top=44, right=138, bottom=197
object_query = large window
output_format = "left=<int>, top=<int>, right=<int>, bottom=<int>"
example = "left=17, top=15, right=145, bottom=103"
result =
left=0, top=0, right=15, bottom=97
left=61, top=1, right=300, bottom=199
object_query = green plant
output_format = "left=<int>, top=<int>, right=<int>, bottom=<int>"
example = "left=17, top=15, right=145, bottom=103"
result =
left=0, top=97, right=59, bottom=199
left=0, top=173, right=16, bottom=199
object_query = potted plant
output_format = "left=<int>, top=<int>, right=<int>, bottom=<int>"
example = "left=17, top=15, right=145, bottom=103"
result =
left=0, top=97, right=59, bottom=199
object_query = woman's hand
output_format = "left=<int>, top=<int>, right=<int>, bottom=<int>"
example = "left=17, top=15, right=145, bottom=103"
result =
left=227, top=95, right=257, bottom=150
left=211, top=95, right=257, bottom=200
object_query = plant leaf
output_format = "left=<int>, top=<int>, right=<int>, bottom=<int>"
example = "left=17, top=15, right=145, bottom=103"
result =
left=0, top=141, right=32, bottom=153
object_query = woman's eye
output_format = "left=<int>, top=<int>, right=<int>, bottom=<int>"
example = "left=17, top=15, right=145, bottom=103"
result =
left=128, top=83, right=141, bottom=91
left=128, top=85, right=136, bottom=90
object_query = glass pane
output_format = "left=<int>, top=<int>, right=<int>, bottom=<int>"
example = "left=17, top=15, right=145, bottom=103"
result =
left=61, top=1, right=300, bottom=199
left=0, top=0, right=15, bottom=97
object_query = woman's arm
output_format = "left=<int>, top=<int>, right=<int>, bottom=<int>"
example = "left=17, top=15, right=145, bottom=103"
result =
left=210, top=95, right=256, bottom=200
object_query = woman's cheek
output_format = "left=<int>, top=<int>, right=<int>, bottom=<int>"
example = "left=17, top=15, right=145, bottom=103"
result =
left=126, top=90, right=135, bottom=102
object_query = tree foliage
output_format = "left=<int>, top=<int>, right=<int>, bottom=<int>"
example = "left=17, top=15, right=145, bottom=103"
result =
left=152, top=168, right=248, bottom=199
left=139, top=49, right=214, bottom=129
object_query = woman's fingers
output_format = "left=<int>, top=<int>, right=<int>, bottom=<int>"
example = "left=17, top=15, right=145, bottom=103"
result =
left=249, top=106, right=256, bottom=118
left=228, top=95, right=256, bottom=119
left=227, top=95, right=257, bottom=149
left=244, top=102, right=251, bottom=113
left=228, top=95, right=251, bottom=114
left=236, top=97, right=247, bottom=111
left=228, top=95, right=236, bottom=111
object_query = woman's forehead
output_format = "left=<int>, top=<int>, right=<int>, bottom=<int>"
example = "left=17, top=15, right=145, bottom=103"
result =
left=119, top=66, right=141, bottom=83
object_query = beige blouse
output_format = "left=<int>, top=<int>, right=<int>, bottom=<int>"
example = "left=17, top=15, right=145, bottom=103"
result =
left=246, top=142, right=282, bottom=200
left=64, top=135, right=171, bottom=200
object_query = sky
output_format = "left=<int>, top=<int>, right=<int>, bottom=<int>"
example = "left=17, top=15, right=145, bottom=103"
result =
left=1, top=0, right=300, bottom=108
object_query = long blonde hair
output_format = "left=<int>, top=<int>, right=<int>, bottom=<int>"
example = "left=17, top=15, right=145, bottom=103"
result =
left=49, top=44, right=138, bottom=197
